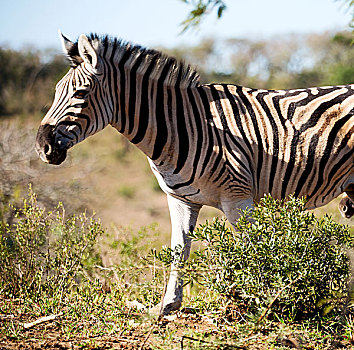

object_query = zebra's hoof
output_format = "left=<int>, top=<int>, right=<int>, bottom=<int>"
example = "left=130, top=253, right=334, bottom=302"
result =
left=161, top=300, right=182, bottom=315
left=339, top=196, right=354, bottom=219
left=149, top=300, right=182, bottom=317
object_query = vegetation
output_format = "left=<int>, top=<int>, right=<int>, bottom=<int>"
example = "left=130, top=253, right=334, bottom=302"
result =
left=180, top=0, right=227, bottom=32
left=180, top=0, right=354, bottom=32
left=187, top=196, right=354, bottom=321
left=0, top=187, right=103, bottom=301
left=1, top=191, right=353, bottom=349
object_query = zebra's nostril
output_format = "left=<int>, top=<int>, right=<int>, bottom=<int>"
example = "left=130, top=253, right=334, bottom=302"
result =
left=44, top=144, right=51, bottom=155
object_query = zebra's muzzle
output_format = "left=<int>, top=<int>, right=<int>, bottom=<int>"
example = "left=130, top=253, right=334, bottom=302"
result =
left=35, top=124, right=67, bottom=165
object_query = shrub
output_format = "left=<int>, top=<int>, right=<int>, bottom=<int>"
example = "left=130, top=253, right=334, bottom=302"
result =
left=186, top=196, right=353, bottom=321
left=0, top=187, right=104, bottom=301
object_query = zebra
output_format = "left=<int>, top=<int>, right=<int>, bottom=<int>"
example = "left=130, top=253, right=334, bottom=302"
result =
left=36, top=32, right=354, bottom=315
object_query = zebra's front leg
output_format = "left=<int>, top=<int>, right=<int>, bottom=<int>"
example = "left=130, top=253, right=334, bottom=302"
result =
left=161, top=195, right=201, bottom=315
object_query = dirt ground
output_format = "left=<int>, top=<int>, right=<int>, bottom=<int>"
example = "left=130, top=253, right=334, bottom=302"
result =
left=2, top=304, right=354, bottom=350
left=0, top=311, right=220, bottom=350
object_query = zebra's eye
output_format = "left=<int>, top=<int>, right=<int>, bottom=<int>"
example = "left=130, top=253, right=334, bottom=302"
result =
left=73, top=90, right=88, bottom=99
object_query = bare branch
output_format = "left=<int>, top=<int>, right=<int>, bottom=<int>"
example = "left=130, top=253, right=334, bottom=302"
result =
left=21, top=312, right=63, bottom=329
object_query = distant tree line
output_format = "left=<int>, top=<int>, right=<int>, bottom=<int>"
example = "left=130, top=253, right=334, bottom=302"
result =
left=0, top=31, right=352, bottom=117
left=163, top=31, right=353, bottom=88
left=0, top=49, right=67, bottom=116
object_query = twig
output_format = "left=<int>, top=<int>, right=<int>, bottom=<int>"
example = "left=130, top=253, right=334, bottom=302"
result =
left=181, top=335, right=244, bottom=349
left=112, top=337, right=141, bottom=343
left=21, top=312, right=63, bottom=329
left=139, top=325, right=156, bottom=350
left=181, top=335, right=214, bottom=349
left=255, top=274, right=302, bottom=325
left=0, top=314, right=15, bottom=320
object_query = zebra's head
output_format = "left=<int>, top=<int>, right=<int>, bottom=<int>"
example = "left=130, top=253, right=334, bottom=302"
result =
left=36, top=32, right=108, bottom=165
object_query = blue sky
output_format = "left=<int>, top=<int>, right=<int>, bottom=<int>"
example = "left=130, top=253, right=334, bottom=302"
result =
left=0, top=0, right=352, bottom=52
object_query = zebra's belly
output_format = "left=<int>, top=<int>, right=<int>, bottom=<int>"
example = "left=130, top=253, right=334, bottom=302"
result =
left=148, top=159, right=225, bottom=208
left=161, top=178, right=223, bottom=208
left=149, top=160, right=255, bottom=209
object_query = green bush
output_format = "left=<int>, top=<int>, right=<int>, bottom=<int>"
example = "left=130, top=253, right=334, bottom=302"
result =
left=186, top=196, right=353, bottom=321
left=0, top=187, right=104, bottom=301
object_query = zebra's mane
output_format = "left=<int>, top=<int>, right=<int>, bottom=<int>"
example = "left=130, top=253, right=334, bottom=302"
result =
left=67, top=33, right=200, bottom=88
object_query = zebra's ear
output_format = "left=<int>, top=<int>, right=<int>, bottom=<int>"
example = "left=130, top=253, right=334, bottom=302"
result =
left=78, top=34, right=99, bottom=70
left=58, top=30, right=83, bottom=67
left=59, top=30, right=73, bottom=54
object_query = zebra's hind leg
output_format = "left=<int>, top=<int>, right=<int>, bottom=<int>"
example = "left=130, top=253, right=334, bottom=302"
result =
left=157, top=195, right=201, bottom=316
left=339, top=195, right=354, bottom=218
left=339, top=184, right=354, bottom=219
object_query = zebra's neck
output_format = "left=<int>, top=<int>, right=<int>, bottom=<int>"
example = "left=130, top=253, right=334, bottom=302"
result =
left=92, top=35, right=200, bottom=163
